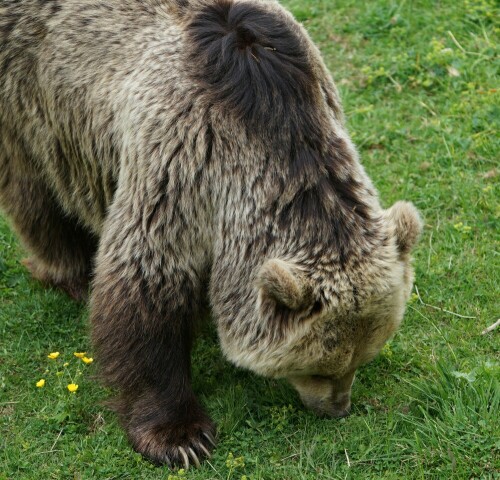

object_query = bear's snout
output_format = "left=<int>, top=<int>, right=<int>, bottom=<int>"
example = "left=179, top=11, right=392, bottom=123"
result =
left=288, top=372, right=355, bottom=419
left=329, top=391, right=352, bottom=418
left=300, top=388, right=352, bottom=418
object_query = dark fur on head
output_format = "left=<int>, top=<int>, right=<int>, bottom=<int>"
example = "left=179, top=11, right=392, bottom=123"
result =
left=188, top=0, right=316, bottom=130
left=188, top=0, right=375, bottom=264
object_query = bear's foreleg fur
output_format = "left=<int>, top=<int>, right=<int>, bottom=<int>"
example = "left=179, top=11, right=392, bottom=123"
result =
left=90, top=185, right=215, bottom=467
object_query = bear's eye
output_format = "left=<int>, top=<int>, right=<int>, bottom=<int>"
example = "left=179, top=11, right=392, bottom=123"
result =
left=310, top=299, right=323, bottom=316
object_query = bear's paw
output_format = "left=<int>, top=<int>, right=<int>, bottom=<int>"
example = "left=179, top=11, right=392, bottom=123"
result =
left=126, top=409, right=216, bottom=469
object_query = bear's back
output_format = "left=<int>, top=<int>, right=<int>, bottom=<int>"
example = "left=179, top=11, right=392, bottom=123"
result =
left=0, top=0, right=192, bottom=232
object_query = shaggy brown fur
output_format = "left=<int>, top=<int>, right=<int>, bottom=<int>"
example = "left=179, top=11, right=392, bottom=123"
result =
left=0, top=0, right=422, bottom=468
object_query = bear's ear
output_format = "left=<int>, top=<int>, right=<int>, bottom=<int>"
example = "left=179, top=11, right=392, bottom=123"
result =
left=386, top=201, right=423, bottom=255
left=257, top=259, right=313, bottom=310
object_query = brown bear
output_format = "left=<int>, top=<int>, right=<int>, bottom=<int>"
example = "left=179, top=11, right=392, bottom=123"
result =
left=0, top=0, right=422, bottom=469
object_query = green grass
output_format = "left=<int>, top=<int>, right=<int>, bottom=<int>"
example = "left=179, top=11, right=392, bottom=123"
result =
left=1, top=0, right=499, bottom=478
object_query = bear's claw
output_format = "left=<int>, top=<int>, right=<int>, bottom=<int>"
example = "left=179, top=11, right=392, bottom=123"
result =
left=188, top=446, right=200, bottom=468
left=203, top=431, right=217, bottom=448
left=198, top=441, right=212, bottom=459
left=127, top=416, right=216, bottom=468
left=178, top=446, right=190, bottom=470
left=160, top=434, right=214, bottom=469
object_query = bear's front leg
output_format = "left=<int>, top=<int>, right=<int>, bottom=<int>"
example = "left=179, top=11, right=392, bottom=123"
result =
left=90, top=193, right=215, bottom=468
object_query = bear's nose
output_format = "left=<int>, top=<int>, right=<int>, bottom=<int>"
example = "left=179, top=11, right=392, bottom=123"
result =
left=329, top=392, right=351, bottom=418
left=329, top=403, right=351, bottom=418
left=301, top=392, right=352, bottom=418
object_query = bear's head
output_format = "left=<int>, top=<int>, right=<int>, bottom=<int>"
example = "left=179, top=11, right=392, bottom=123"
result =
left=188, top=0, right=423, bottom=418
left=219, top=201, right=422, bottom=418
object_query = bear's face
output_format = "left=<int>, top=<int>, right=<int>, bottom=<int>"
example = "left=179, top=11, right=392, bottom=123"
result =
left=285, top=266, right=411, bottom=417
left=220, top=201, right=422, bottom=418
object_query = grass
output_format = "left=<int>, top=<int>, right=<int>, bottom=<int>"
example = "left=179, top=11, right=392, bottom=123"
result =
left=1, top=0, right=499, bottom=478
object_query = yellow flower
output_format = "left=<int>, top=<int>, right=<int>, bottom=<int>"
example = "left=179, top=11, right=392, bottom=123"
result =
left=73, top=352, right=86, bottom=358
left=381, top=343, right=393, bottom=358
left=63, top=362, right=69, bottom=367
left=36, top=379, right=45, bottom=388
left=409, top=292, right=419, bottom=303
left=454, top=222, right=472, bottom=233
left=67, top=383, right=78, bottom=393
left=47, top=352, right=60, bottom=359
left=82, top=357, right=93, bottom=364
